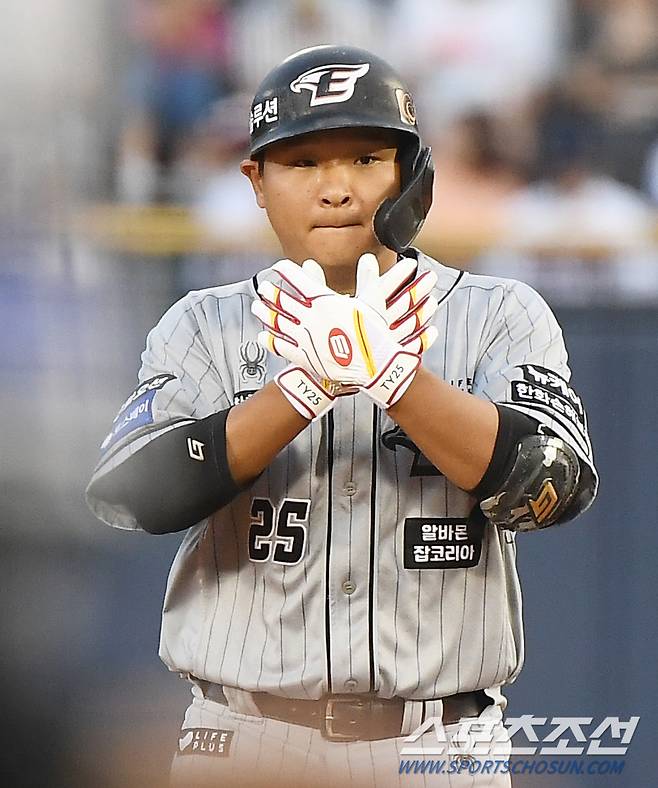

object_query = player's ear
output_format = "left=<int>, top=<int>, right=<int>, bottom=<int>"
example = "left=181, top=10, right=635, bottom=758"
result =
left=240, top=158, right=266, bottom=209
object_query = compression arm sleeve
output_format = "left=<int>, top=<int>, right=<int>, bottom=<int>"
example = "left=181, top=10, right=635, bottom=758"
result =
left=471, top=404, right=539, bottom=500
left=87, top=409, right=241, bottom=534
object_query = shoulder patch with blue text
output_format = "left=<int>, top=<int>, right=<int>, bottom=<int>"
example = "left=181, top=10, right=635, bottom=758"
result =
left=100, top=374, right=175, bottom=453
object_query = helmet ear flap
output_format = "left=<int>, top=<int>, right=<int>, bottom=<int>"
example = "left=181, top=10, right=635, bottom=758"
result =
left=374, top=146, right=434, bottom=253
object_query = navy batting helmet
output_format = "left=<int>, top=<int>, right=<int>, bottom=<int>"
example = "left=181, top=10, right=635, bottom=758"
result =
left=248, top=45, right=434, bottom=253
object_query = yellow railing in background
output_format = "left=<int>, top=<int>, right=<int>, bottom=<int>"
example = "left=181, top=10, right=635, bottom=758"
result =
left=76, top=204, right=277, bottom=256
left=75, top=203, right=658, bottom=265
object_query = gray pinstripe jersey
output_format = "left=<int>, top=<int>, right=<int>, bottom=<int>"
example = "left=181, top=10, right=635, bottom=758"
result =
left=87, top=251, right=597, bottom=701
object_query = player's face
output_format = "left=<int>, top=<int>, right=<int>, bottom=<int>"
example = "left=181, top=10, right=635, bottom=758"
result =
left=241, top=128, right=400, bottom=275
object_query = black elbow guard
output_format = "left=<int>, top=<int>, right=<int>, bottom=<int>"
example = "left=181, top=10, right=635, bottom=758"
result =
left=89, top=409, right=241, bottom=534
left=472, top=404, right=539, bottom=501
left=480, top=434, right=581, bottom=532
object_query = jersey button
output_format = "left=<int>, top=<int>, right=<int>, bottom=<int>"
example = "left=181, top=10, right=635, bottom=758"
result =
left=341, top=579, right=356, bottom=595
left=342, top=481, right=357, bottom=496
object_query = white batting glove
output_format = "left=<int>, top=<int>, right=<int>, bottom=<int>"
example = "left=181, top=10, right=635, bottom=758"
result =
left=298, top=253, right=439, bottom=344
left=353, top=253, right=439, bottom=355
left=252, top=258, right=438, bottom=408
left=271, top=255, right=436, bottom=418
left=263, top=259, right=351, bottom=422
left=287, top=254, right=439, bottom=359
left=273, top=365, right=339, bottom=422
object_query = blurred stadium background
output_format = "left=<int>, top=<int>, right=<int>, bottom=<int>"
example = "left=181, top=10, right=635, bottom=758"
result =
left=1, top=1, right=657, bottom=786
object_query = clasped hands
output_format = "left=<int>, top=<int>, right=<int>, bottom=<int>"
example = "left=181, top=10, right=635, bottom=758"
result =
left=251, top=254, right=438, bottom=420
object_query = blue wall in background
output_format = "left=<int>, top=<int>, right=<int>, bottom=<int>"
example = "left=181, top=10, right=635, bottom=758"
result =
left=507, top=305, right=658, bottom=788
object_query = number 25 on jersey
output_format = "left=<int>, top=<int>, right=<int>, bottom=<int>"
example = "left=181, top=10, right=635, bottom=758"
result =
left=248, top=498, right=310, bottom=565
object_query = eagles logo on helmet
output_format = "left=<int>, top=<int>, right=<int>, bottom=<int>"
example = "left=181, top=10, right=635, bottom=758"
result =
left=289, top=63, right=371, bottom=106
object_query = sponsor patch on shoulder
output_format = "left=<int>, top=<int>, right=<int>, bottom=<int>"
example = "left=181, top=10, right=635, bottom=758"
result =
left=512, top=364, right=587, bottom=437
left=100, top=374, right=175, bottom=453
left=178, top=728, right=234, bottom=757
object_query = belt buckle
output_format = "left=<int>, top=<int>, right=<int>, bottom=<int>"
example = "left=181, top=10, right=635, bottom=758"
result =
left=322, top=697, right=362, bottom=742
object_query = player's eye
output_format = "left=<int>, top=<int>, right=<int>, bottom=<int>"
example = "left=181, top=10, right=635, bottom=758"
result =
left=292, top=159, right=316, bottom=168
left=356, top=154, right=378, bottom=165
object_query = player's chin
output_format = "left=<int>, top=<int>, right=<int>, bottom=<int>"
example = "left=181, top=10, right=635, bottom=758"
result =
left=307, top=225, right=372, bottom=265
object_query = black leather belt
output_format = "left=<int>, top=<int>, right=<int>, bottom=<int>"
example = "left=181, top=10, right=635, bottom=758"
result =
left=198, top=682, right=491, bottom=742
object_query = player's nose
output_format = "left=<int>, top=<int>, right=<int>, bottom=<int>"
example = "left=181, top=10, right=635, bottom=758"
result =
left=317, top=164, right=353, bottom=207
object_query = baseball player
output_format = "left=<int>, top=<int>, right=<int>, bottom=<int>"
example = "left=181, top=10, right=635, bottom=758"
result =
left=87, top=45, right=598, bottom=788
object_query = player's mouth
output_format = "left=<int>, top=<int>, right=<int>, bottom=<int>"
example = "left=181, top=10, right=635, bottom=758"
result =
left=313, top=222, right=362, bottom=229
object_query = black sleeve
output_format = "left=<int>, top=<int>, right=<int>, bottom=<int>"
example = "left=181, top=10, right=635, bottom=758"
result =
left=471, top=404, right=539, bottom=500
left=87, top=409, right=241, bottom=534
